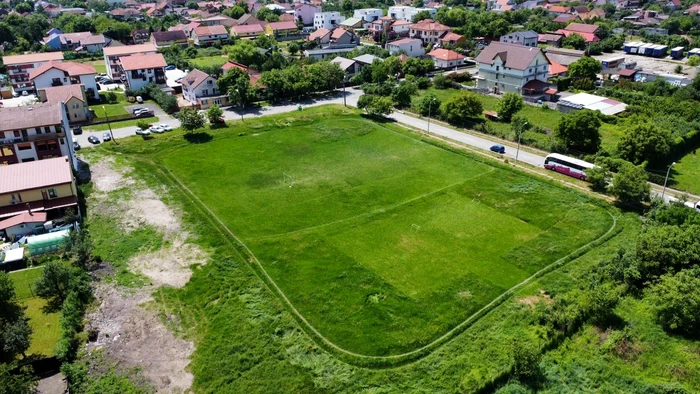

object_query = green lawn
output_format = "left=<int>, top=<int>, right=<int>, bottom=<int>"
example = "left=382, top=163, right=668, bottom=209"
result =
left=670, top=151, right=700, bottom=195
left=118, top=105, right=613, bottom=356
left=84, top=117, right=157, bottom=132
left=190, top=55, right=227, bottom=68
left=75, top=58, right=107, bottom=74
left=9, top=267, right=61, bottom=357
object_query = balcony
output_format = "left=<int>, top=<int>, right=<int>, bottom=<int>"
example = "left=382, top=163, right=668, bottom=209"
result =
left=0, top=132, right=63, bottom=146
left=51, top=81, right=64, bottom=87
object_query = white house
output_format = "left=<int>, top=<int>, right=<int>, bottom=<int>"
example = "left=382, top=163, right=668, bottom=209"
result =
left=388, top=6, right=436, bottom=21
left=29, top=60, right=98, bottom=100
left=192, top=25, right=229, bottom=46
left=386, top=38, right=425, bottom=57
left=313, top=12, right=345, bottom=30
left=353, top=8, right=382, bottom=23
left=293, top=3, right=320, bottom=25
left=2, top=52, right=64, bottom=93
left=427, top=48, right=465, bottom=68
left=499, top=30, right=538, bottom=47
left=118, top=53, right=167, bottom=91
left=103, top=43, right=157, bottom=80
left=475, top=42, right=551, bottom=95
left=181, top=68, right=229, bottom=109
left=391, top=20, right=412, bottom=35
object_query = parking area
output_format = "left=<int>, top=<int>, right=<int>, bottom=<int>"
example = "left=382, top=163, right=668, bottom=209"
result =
left=593, top=49, right=698, bottom=77
left=0, top=94, right=38, bottom=108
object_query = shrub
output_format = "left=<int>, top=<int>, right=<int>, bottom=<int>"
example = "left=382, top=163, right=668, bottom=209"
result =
left=415, top=93, right=441, bottom=117
left=433, top=73, right=451, bottom=89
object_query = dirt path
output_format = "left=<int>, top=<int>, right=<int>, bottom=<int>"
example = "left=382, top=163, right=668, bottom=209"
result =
left=83, top=155, right=207, bottom=393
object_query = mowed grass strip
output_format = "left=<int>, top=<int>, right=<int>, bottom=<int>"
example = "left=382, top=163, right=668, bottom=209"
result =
left=150, top=106, right=612, bottom=355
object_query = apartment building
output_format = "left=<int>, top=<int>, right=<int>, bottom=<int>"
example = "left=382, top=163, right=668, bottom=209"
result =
left=353, top=8, right=382, bottom=22
left=475, top=42, right=551, bottom=95
left=192, top=25, right=229, bottom=46
left=103, top=43, right=158, bottom=80
left=150, top=30, right=189, bottom=48
left=118, top=53, right=167, bottom=90
left=0, top=103, right=76, bottom=169
left=2, top=52, right=65, bottom=93
left=29, top=61, right=98, bottom=100
left=499, top=30, right=538, bottom=47
left=314, top=12, right=345, bottom=30
left=386, top=38, right=425, bottom=57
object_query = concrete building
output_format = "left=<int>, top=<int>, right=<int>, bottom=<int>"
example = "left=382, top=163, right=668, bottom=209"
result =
left=391, top=20, right=412, bottom=35
left=499, top=30, right=538, bottom=47
left=386, top=38, right=425, bottom=57
left=427, top=48, right=465, bottom=68
left=313, top=12, right=345, bottom=30
left=293, top=3, right=320, bottom=25
left=265, top=21, right=299, bottom=37
left=330, top=57, right=358, bottom=80
left=41, top=32, right=108, bottom=52
left=150, top=30, right=189, bottom=48
left=3, top=52, right=64, bottom=93
left=181, top=69, right=229, bottom=109
left=29, top=61, right=98, bottom=100
left=408, top=19, right=451, bottom=45
left=307, top=28, right=331, bottom=44
left=303, top=46, right=355, bottom=61
left=118, top=53, right=167, bottom=90
left=192, top=25, right=229, bottom=46
left=37, top=84, right=90, bottom=123
left=353, top=8, right=382, bottom=22
left=0, top=103, right=76, bottom=169
left=475, top=42, right=550, bottom=95
left=103, top=43, right=157, bottom=80
left=388, top=6, right=436, bottom=21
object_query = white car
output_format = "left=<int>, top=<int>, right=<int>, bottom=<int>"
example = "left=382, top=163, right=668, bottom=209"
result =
left=149, top=125, right=164, bottom=134
left=158, top=124, right=172, bottom=131
left=135, top=128, right=151, bottom=136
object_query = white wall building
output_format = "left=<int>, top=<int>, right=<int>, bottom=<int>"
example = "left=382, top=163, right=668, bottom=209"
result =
left=181, top=69, right=229, bottom=109
left=475, top=42, right=550, bottom=95
left=118, top=53, right=167, bottom=91
left=2, top=52, right=64, bottom=93
left=388, top=6, right=436, bottom=21
left=353, top=8, right=382, bottom=22
left=103, top=43, right=157, bottom=80
left=386, top=38, right=425, bottom=57
left=29, top=61, right=98, bottom=100
left=313, top=12, right=345, bottom=30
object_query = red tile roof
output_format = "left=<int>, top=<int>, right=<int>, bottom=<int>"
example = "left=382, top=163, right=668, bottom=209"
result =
left=29, top=60, right=96, bottom=80
left=409, top=19, right=450, bottom=32
left=120, top=53, right=167, bottom=70
left=104, top=43, right=157, bottom=56
left=564, top=22, right=599, bottom=34
left=0, top=103, right=64, bottom=132
left=307, top=27, right=331, bottom=40
left=40, top=84, right=86, bottom=103
left=0, top=211, right=47, bottom=231
left=0, top=157, right=73, bottom=195
left=548, top=61, right=568, bottom=75
left=267, top=21, right=298, bottom=31
left=548, top=5, right=570, bottom=13
left=194, top=25, right=229, bottom=36
left=475, top=42, right=549, bottom=70
left=387, top=38, right=422, bottom=46
left=231, top=24, right=265, bottom=34
left=556, top=29, right=600, bottom=42
left=2, top=52, right=64, bottom=66
left=331, top=27, right=349, bottom=39
left=618, top=68, right=637, bottom=77
left=427, top=48, right=465, bottom=61
left=441, top=32, right=464, bottom=42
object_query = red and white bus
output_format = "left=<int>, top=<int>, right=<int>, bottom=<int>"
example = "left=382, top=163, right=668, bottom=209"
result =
left=543, top=153, right=595, bottom=180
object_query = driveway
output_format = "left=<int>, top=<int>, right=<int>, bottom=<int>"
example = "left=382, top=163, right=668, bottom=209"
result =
left=0, top=94, right=38, bottom=108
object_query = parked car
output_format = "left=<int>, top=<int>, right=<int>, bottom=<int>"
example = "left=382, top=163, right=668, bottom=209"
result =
left=158, top=124, right=172, bottom=131
left=132, top=107, right=146, bottom=114
left=99, top=78, right=114, bottom=84
left=164, top=65, right=176, bottom=71
left=73, top=141, right=81, bottom=150
left=102, top=132, right=112, bottom=141
left=136, top=96, right=143, bottom=103
left=490, top=144, right=506, bottom=154
left=136, top=110, right=154, bottom=117
left=135, top=128, right=151, bottom=136
left=87, top=135, right=100, bottom=144
left=149, top=125, right=164, bottom=134
left=21, top=91, right=28, bottom=96
left=72, top=126, right=83, bottom=135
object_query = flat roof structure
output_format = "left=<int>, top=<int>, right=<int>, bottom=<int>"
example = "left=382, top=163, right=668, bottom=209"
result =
left=557, top=92, right=627, bottom=115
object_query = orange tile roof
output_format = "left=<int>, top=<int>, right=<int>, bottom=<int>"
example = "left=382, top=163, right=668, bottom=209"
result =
left=40, top=84, right=86, bottom=103
left=409, top=19, right=451, bottom=31
left=104, top=43, right=157, bottom=56
left=548, top=61, right=568, bottom=75
left=3, top=52, right=64, bottom=66
left=194, top=25, right=229, bottom=36
left=427, top=48, right=465, bottom=61
left=0, top=211, right=48, bottom=230
left=119, top=53, right=167, bottom=70
left=29, top=60, right=96, bottom=80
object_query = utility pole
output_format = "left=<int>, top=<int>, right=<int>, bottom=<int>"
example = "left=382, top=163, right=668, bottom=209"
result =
left=343, top=79, right=347, bottom=107
left=426, top=98, right=436, bottom=136
left=514, top=121, right=527, bottom=166
left=661, top=162, right=676, bottom=201
left=102, top=106, right=117, bottom=145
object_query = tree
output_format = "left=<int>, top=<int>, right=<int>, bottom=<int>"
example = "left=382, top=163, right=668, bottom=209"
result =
left=136, top=120, right=150, bottom=131
left=0, top=273, right=32, bottom=362
left=496, top=92, right=524, bottom=122
left=609, top=162, right=650, bottom=205
left=416, top=93, right=441, bottom=116
left=568, top=56, right=602, bottom=80
left=433, top=73, right=451, bottom=89
left=675, top=65, right=683, bottom=74
left=256, top=7, right=280, bottom=22
left=34, top=262, right=72, bottom=308
left=688, top=55, right=700, bottom=67
left=411, top=10, right=433, bottom=23
left=0, top=363, right=36, bottom=394
left=14, top=2, right=32, bottom=13
left=617, top=122, right=672, bottom=166
left=555, top=110, right=601, bottom=154
left=562, top=33, right=586, bottom=50
left=440, top=91, right=483, bottom=125
left=218, top=67, right=250, bottom=105
left=178, top=107, right=206, bottom=133
left=511, top=339, right=541, bottom=384
left=223, top=4, right=246, bottom=19
left=228, top=40, right=264, bottom=68
left=207, top=104, right=224, bottom=124
left=649, top=268, right=700, bottom=337
left=55, top=13, right=95, bottom=33
left=586, top=165, right=610, bottom=191
left=66, top=230, right=93, bottom=271
left=357, top=95, right=393, bottom=116
left=391, top=81, right=416, bottom=108
left=288, top=42, right=299, bottom=55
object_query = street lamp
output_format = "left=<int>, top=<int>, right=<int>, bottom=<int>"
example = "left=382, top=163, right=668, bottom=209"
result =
left=514, top=121, right=527, bottom=166
left=235, top=88, right=244, bottom=122
left=661, top=161, right=676, bottom=201
left=426, top=97, right=437, bottom=136
left=102, top=105, right=117, bottom=145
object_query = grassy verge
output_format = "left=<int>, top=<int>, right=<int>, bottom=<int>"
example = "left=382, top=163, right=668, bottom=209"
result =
left=190, top=55, right=227, bottom=68
left=84, top=117, right=157, bottom=132
left=669, top=151, right=700, bottom=196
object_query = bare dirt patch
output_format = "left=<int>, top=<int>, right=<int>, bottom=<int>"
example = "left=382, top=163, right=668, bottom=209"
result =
left=517, top=290, right=552, bottom=308
left=129, top=239, right=206, bottom=288
left=87, top=284, right=193, bottom=394
left=90, top=157, right=134, bottom=194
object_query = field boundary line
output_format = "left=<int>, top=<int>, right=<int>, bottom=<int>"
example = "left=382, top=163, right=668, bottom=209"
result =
left=150, top=159, right=620, bottom=366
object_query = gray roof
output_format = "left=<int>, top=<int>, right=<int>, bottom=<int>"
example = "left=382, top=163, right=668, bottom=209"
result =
left=304, top=47, right=355, bottom=55
left=331, top=56, right=356, bottom=70
left=352, top=54, right=381, bottom=65
left=512, top=30, right=538, bottom=39
left=475, top=42, right=546, bottom=71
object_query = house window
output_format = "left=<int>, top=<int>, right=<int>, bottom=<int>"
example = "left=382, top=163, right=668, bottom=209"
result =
left=35, top=128, right=42, bottom=135
left=48, top=188, right=57, bottom=198
left=44, top=127, right=51, bottom=133
left=13, top=130, right=20, bottom=137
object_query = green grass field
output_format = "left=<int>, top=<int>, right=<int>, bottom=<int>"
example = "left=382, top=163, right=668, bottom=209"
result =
left=670, top=152, right=700, bottom=195
left=127, top=106, right=615, bottom=356
left=9, top=267, right=60, bottom=357
left=190, top=55, right=227, bottom=68
left=76, top=59, right=107, bottom=74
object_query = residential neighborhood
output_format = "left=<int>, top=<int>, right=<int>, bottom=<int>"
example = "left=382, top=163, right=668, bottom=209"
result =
left=1, top=0, right=700, bottom=393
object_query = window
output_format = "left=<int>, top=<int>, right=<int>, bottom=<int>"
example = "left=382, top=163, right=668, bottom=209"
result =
left=48, top=188, right=57, bottom=198
left=35, top=128, right=42, bottom=135
left=59, top=138, right=64, bottom=145
left=17, top=143, right=32, bottom=151
left=13, top=130, right=20, bottom=137
left=44, top=127, right=51, bottom=133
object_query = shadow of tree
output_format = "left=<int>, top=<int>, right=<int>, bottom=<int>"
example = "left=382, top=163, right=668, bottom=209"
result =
left=184, top=132, right=213, bottom=144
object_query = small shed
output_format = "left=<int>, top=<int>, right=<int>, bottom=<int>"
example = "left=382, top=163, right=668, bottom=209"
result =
left=670, top=46, right=684, bottom=59
left=0, top=211, right=47, bottom=241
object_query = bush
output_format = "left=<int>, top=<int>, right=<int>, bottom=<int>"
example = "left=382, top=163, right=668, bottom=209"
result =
left=136, top=120, right=150, bottom=130
left=131, top=83, right=178, bottom=113
left=440, top=91, right=483, bottom=125
left=496, top=92, right=524, bottom=122
left=586, top=165, right=610, bottom=192
left=649, top=268, right=700, bottom=337
left=433, top=73, right=451, bottom=89
left=105, top=92, right=117, bottom=104
left=415, top=93, right=441, bottom=117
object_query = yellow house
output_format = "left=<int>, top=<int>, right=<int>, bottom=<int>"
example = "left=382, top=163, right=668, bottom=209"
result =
left=265, top=21, right=299, bottom=37
left=0, top=157, right=78, bottom=221
left=37, top=84, right=89, bottom=123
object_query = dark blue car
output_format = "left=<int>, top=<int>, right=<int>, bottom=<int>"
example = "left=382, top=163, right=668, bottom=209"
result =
left=490, top=144, right=506, bottom=154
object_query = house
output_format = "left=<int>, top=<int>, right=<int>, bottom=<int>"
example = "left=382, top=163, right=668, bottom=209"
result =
left=150, top=30, right=189, bottom=48
left=548, top=5, right=571, bottom=15
left=181, top=69, right=229, bottom=109
left=538, top=32, right=565, bottom=47
left=109, top=8, right=141, bottom=19
left=197, top=15, right=236, bottom=27
left=572, top=6, right=589, bottom=15
left=368, top=17, right=395, bottom=41
left=666, top=0, right=680, bottom=10
left=29, top=61, right=98, bottom=100
left=388, top=6, right=436, bottom=22
left=404, top=7, right=437, bottom=22
left=499, top=30, right=538, bottom=47
left=103, top=43, right=157, bottom=80
left=386, top=38, right=425, bottom=57
left=353, top=54, right=382, bottom=71
left=313, top=12, right=345, bottom=30
left=307, top=28, right=331, bottom=44
left=0, top=157, right=78, bottom=222
left=557, top=92, right=627, bottom=115
left=118, top=53, right=167, bottom=90
left=279, top=14, right=295, bottom=23
left=581, top=8, right=606, bottom=20
left=475, top=42, right=551, bottom=95
left=408, top=19, right=451, bottom=45
left=230, top=24, right=266, bottom=39
left=392, top=20, right=412, bottom=36
left=132, top=29, right=150, bottom=44
left=169, top=22, right=202, bottom=38
left=265, top=21, right=298, bottom=37
left=330, top=57, right=357, bottom=80
left=221, top=61, right=261, bottom=85
left=192, top=25, right=229, bottom=46
left=41, top=32, right=107, bottom=53
left=556, top=23, right=600, bottom=43
left=237, top=14, right=265, bottom=26
left=340, top=18, right=364, bottom=32
left=293, top=3, right=320, bottom=25
left=330, top=28, right=357, bottom=45
left=37, top=84, right=90, bottom=123
left=548, top=61, right=568, bottom=78
left=353, top=8, right=382, bottom=23
left=304, top=47, right=356, bottom=61
left=0, top=103, right=76, bottom=169
left=440, top=32, right=465, bottom=47
left=0, top=211, right=48, bottom=241
left=3, top=53, right=65, bottom=94
left=427, top=48, right=465, bottom=68
left=79, top=35, right=109, bottom=53
left=553, top=14, right=579, bottom=23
